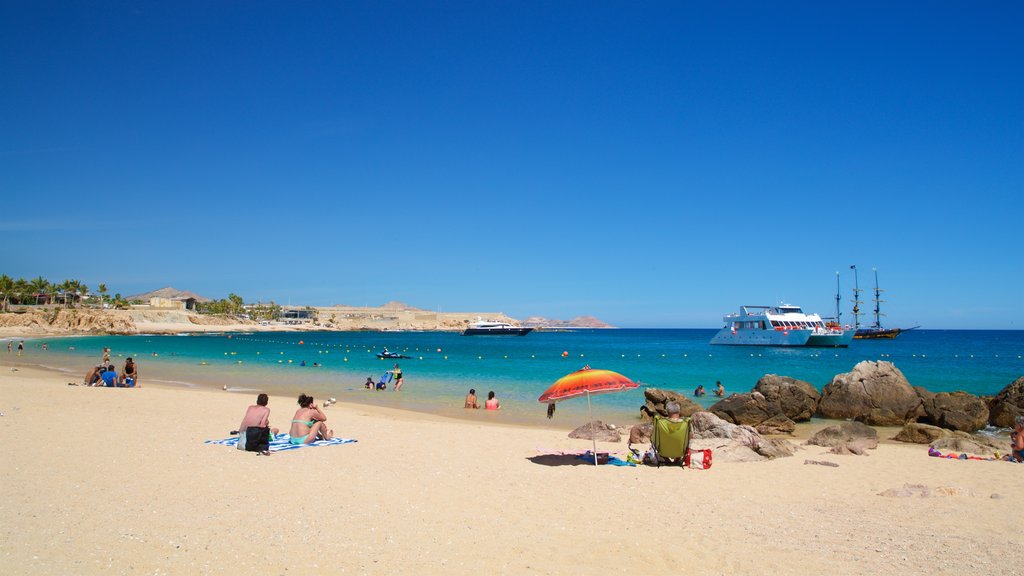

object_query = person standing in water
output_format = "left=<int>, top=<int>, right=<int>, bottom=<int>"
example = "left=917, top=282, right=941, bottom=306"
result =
left=392, top=364, right=403, bottom=391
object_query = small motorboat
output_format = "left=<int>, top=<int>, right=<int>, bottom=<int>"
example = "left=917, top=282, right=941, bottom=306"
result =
left=376, top=350, right=411, bottom=359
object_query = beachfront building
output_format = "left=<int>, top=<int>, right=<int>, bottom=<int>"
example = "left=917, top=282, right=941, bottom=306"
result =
left=149, top=296, right=198, bottom=310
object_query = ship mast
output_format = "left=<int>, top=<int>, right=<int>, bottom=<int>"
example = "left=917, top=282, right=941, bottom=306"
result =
left=834, top=271, right=842, bottom=325
left=872, top=268, right=885, bottom=330
left=850, top=264, right=863, bottom=330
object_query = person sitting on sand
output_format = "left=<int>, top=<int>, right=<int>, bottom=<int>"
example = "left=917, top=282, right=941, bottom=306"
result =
left=289, top=394, right=333, bottom=445
left=365, top=376, right=374, bottom=390
left=465, top=389, right=479, bottom=409
left=714, top=381, right=724, bottom=397
left=1011, top=416, right=1024, bottom=463
left=100, top=364, right=118, bottom=387
left=83, top=364, right=104, bottom=386
left=485, top=391, right=500, bottom=411
left=120, top=357, right=139, bottom=387
left=694, top=385, right=706, bottom=397
left=238, top=393, right=280, bottom=453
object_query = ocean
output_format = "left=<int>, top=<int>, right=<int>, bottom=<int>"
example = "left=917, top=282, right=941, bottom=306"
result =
left=13, top=329, right=1023, bottom=425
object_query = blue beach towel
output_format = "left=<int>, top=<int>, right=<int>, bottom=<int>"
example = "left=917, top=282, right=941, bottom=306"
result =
left=205, top=434, right=357, bottom=452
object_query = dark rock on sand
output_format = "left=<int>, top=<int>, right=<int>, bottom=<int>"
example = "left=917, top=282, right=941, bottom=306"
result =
left=893, top=423, right=954, bottom=444
left=753, top=375, right=820, bottom=421
left=988, top=376, right=1024, bottom=428
left=628, top=422, right=653, bottom=445
left=641, top=388, right=702, bottom=420
left=806, top=421, right=879, bottom=454
left=817, top=361, right=923, bottom=425
left=919, top=390, right=990, bottom=432
left=568, top=420, right=622, bottom=443
left=755, top=414, right=797, bottom=435
left=709, top=391, right=774, bottom=426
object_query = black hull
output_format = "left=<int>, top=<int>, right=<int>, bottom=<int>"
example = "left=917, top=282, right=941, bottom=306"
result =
left=462, top=327, right=533, bottom=336
left=853, top=328, right=901, bottom=340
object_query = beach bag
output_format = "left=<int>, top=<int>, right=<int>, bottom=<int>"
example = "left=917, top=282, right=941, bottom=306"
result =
left=685, top=449, right=712, bottom=470
left=244, top=426, right=270, bottom=452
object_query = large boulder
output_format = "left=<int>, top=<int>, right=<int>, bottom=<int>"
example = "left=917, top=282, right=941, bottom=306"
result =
left=893, top=423, right=955, bottom=444
left=919, top=391, right=989, bottom=432
left=753, top=374, right=820, bottom=421
left=709, top=392, right=775, bottom=426
left=567, top=420, right=622, bottom=443
left=988, top=376, right=1024, bottom=428
left=817, top=361, right=923, bottom=425
left=641, top=388, right=702, bottom=420
left=755, top=414, right=797, bottom=435
left=806, top=421, right=879, bottom=453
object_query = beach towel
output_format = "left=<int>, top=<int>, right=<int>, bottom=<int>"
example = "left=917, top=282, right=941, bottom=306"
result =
left=206, top=434, right=357, bottom=452
left=927, top=447, right=997, bottom=461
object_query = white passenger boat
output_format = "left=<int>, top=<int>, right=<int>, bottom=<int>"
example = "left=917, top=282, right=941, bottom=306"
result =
left=462, top=319, right=533, bottom=336
left=710, top=304, right=854, bottom=347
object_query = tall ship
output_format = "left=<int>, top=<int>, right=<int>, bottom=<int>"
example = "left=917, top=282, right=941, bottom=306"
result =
left=462, top=318, right=533, bottom=336
left=710, top=304, right=854, bottom=347
left=849, top=266, right=917, bottom=340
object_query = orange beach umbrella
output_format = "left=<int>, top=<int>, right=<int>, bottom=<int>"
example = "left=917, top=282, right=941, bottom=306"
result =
left=538, top=366, right=639, bottom=464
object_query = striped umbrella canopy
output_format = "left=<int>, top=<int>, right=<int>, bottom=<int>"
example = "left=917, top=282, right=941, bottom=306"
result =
left=538, top=366, right=639, bottom=403
left=538, top=366, right=639, bottom=465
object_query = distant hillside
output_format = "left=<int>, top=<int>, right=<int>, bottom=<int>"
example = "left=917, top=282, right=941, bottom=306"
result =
left=125, top=286, right=212, bottom=303
left=521, top=315, right=614, bottom=328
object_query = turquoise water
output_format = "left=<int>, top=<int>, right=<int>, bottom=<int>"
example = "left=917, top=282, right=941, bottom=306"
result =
left=14, top=329, right=1023, bottom=424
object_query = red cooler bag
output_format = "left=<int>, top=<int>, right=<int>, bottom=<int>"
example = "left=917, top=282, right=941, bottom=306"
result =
left=685, top=449, right=712, bottom=469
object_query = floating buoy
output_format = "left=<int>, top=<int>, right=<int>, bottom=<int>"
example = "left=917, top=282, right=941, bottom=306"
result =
left=561, top=351, right=569, bottom=357
left=298, top=340, right=304, bottom=345
left=437, top=348, right=442, bottom=353
left=444, top=356, right=448, bottom=360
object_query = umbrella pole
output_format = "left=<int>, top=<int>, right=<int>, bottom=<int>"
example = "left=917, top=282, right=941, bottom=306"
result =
left=587, top=390, right=598, bottom=466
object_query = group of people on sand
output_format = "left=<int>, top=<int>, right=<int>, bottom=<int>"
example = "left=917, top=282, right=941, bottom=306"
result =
left=464, top=389, right=500, bottom=410
left=82, top=348, right=140, bottom=387
left=693, top=381, right=725, bottom=398
left=236, top=393, right=335, bottom=455
left=1009, top=416, right=1024, bottom=463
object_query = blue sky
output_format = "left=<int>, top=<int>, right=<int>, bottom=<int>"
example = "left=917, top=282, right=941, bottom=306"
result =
left=1, top=2, right=1021, bottom=329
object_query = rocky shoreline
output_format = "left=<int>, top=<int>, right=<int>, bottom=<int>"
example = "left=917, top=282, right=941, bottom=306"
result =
left=623, top=361, right=1022, bottom=463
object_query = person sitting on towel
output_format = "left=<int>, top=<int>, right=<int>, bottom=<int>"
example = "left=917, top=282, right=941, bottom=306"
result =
left=1011, top=416, right=1024, bottom=463
left=238, top=393, right=279, bottom=453
left=289, top=394, right=333, bottom=445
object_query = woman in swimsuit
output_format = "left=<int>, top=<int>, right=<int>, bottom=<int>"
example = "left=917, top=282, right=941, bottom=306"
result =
left=465, top=389, right=479, bottom=409
left=120, top=357, right=139, bottom=387
left=485, top=391, right=500, bottom=411
left=289, top=394, right=333, bottom=445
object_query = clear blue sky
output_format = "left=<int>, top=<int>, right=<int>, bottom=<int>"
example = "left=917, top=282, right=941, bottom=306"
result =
left=2, top=2, right=1022, bottom=329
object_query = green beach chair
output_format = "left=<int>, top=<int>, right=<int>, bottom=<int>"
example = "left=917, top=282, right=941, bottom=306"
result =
left=652, top=415, right=691, bottom=467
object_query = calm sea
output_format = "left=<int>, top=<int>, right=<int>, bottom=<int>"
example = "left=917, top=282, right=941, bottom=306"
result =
left=13, top=329, right=1023, bottom=425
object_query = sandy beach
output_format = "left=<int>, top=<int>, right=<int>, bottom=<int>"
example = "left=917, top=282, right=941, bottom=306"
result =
left=1, top=359, right=1019, bottom=576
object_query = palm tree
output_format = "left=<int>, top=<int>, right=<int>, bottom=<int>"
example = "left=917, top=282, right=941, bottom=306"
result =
left=13, top=278, right=30, bottom=306
left=0, top=274, right=12, bottom=311
left=69, top=280, right=86, bottom=308
left=29, top=276, right=49, bottom=305
left=98, top=283, right=108, bottom=306
left=57, top=279, right=72, bottom=307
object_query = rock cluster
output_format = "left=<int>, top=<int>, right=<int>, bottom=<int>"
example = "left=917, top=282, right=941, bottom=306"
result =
left=640, top=388, right=702, bottom=420
left=708, top=375, right=820, bottom=434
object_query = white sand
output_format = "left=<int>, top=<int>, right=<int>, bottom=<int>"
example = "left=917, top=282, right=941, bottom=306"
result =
left=0, top=362, right=1019, bottom=575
